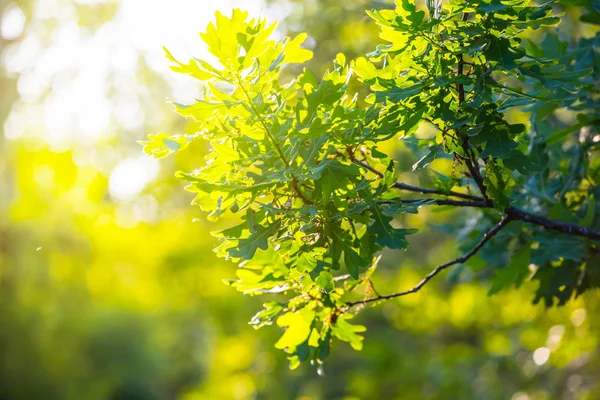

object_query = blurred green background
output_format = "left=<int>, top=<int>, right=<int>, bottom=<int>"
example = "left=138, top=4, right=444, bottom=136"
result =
left=0, top=0, right=599, bottom=399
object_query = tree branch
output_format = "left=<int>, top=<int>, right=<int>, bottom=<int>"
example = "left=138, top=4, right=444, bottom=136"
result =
left=348, top=154, right=484, bottom=202
left=344, top=215, right=512, bottom=310
left=351, top=151, right=600, bottom=239
left=392, top=180, right=484, bottom=201
left=291, top=177, right=314, bottom=205
left=463, top=155, right=489, bottom=199
left=507, top=207, right=600, bottom=240
left=378, top=198, right=491, bottom=208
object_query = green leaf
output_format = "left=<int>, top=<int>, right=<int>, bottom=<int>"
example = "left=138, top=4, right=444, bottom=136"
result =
left=484, top=36, right=523, bottom=70
left=530, top=233, right=586, bottom=266
left=532, top=261, right=585, bottom=307
left=231, top=269, right=288, bottom=294
left=483, top=160, right=511, bottom=209
left=299, top=135, right=328, bottom=170
left=275, top=309, right=315, bottom=349
left=477, top=0, right=509, bottom=13
left=249, top=302, right=284, bottom=329
left=315, top=271, right=335, bottom=292
left=140, top=133, right=189, bottom=159
left=344, top=246, right=369, bottom=280
left=503, top=150, right=542, bottom=175
left=228, top=220, right=281, bottom=259
left=412, top=144, right=442, bottom=170
left=375, top=83, right=424, bottom=103
left=331, top=315, right=366, bottom=351
left=368, top=207, right=417, bottom=250
left=489, top=247, right=530, bottom=295
left=303, top=76, right=346, bottom=127
left=163, top=47, right=218, bottom=80
left=474, top=128, right=518, bottom=159
left=282, top=32, right=313, bottom=64
left=212, top=221, right=248, bottom=238
left=513, top=17, right=560, bottom=30
left=314, top=160, right=361, bottom=204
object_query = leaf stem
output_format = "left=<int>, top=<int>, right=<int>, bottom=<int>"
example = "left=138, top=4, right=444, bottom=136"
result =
left=236, top=76, right=290, bottom=167
left=236, top=75, right=314, bottom=205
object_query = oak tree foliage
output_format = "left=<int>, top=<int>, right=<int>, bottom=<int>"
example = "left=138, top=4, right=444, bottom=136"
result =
left=143, top=0, right=600, bottom=368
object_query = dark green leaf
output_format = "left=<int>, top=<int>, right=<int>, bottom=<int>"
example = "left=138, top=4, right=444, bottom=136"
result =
left=368, top=207, right=417, bottom=250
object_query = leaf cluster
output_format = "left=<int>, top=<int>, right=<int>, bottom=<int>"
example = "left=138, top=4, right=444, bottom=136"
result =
left=143, top=2, right=600, bottom=366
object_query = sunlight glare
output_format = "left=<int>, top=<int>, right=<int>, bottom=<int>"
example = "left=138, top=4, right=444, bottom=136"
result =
left=109, top=155, right=159, bottom=201
left=533, top=347, right=550, bottom=366
left=1, top=0, right=269, bottom=149
left=0, top=3, right=26, bottom=40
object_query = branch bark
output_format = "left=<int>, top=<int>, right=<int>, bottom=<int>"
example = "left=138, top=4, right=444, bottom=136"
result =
left=378, top=198, right=491, bottom=208
left=348, top=154, right=484, bottom=201
left=345, top=215, right=513, bottom=310
left=349, top=152, right=600, bottom=240
left=507, top=207, right=600, bottom=240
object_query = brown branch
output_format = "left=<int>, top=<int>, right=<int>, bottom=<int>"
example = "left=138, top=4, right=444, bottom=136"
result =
left=462, top=150, right=489, bottom=199
left=380, top=189, right=600, bottom=239
left=344, top=215, right=512, bottom=310
left=507, top=207, right=600, bottom=240
left=291, top=178, right=314, bottom=205
left=378, top=176, right=600, bottom=239
left=342, top=201, right=600, bottom=311
left=348, top=154, right=484, bottom=202
left=346, top=147, right=599, bottom=240
left=378, top=198, right=491, bottom=208
left=393, top=181, right=484, bottom=201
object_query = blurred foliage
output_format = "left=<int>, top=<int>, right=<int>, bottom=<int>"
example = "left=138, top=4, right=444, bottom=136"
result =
left=268, top=0, right=388, bottom=75
left=0, top=0, right=599, bottom=399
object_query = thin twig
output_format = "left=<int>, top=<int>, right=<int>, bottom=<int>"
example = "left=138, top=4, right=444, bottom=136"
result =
left=367, top=278, right=382, bottom=297
left=237, top=76, right=289, bottom=167
left=377, top=198, right=491, bottom=208
left=348, top=154, right=484, bottom=202
left=393, top=181, right=484, bottom=201
left=236, top=76, right=313, bottom=205
left=333, top=274, right=351, bottom=282
left=344, top=215, right=512, bottom=310
left=291, top=177, right=314, bottom=205
left=463, top=155, right=489, bottom=199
